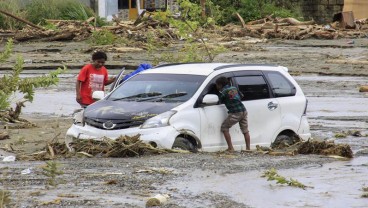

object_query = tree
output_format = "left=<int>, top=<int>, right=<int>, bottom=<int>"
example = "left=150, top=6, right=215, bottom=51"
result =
left=0, top=39, right=66, bottom=122
left=200, top=0, right=206, bottom=18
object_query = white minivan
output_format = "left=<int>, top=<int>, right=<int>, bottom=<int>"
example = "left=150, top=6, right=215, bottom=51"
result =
left=66, top=63, right=311, bottom=152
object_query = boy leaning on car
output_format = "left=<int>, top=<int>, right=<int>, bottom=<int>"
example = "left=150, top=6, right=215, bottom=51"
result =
left=215, top=76, right=251, bottom=152
left=76, top=51, right=115, bottom=107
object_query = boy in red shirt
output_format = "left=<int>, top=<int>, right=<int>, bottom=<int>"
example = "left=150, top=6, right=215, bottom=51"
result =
left=76, top=51, right=115, bottom=107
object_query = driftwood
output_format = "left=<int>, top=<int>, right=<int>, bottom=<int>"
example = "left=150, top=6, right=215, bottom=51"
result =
left=0, top=9, right=44, bottom=30
left=275, top=17, right=315, bottom=26
left=359, top=86, right=368, bottom=92
left=0, top=132, right=10, bottom=140
left=235, top=12, right=247, bottom=28
left=47, top=31, right=75, bottom=41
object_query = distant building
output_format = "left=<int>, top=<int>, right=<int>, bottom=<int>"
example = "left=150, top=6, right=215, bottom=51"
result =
left=93, top=0, right=179, bottom=21
left=343, top=0, right=368, bottom=19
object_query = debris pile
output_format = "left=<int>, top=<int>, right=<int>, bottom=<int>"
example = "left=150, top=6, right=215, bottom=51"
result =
left=2, top=11, right=367, bottom=44
left=14, top=20, right=93, bottom=42
left=17, top=135, right=186, bottom=161
left=257, top=139, right=353, bottom=158
left=297, top=140, right=353, bottom=158
left=226, top=14, right=368, bottom=40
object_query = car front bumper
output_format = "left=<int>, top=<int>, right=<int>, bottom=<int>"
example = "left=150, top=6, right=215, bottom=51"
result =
left=65, top=124, right=179, bottom=149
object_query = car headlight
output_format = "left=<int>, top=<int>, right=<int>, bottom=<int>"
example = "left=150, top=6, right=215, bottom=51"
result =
left=140, top=110, right=177, bottom=129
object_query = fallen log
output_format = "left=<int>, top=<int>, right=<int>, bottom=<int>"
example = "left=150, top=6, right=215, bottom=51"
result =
left=246, top=14, right=274, bottom=25
left=312, top=31, right=338, bottom=39
left=246, top=18, right=267, bottom=25
left=47, top=31, right=76, bottom=41
left=275, top=17, right=315, bottom=26
left=0, top=10, right=44, bottom=30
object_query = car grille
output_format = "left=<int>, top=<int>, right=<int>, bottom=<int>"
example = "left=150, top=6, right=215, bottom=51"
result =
left=85, top=118, right=145, bottom=130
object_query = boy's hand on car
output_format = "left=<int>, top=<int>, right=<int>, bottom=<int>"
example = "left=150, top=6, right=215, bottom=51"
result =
left=76, top=94, right=81, bottom=104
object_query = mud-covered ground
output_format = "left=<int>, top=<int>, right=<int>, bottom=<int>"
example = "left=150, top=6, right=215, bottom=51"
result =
left=1, top=38, right=368, bottom=207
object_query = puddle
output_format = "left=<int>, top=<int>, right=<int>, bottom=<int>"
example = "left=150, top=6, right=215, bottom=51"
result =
left=166, top=157, right=368, bottom=208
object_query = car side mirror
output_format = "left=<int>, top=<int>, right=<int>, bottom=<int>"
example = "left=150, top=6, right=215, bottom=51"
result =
left=202, top=94, right=219, bottom=105
left=92, top=91, right=105, bottom=100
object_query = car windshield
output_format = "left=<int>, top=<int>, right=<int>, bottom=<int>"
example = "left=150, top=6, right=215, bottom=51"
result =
left=107, top=73, right=206, bottom=103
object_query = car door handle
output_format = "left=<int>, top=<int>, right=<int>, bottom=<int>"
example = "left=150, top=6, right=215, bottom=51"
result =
left=268, top=101, right=278, bottom=111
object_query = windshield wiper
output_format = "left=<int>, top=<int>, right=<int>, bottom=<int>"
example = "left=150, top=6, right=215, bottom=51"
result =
left=112, top=92, right=162, bottom=101
left=137, top=92, right=187, bottom=102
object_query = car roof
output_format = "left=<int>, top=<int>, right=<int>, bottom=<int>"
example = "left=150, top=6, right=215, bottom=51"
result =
left=140, top=63, right=285, bottom=76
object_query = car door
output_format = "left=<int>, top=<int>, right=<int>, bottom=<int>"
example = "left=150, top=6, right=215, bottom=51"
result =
left=263, top=70, right=304, bottom=134
left=196, top=73, right=232, bottom=151
left=109, top=67, right=125, bottom=92
left=233, top=71, right=282, bottom=147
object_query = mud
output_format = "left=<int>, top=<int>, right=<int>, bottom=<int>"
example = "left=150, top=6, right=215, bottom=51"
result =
left=1, top=38, right=368, bottom=207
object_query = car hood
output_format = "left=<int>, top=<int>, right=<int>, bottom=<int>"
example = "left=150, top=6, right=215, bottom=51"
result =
left=84, top=100, right=180, bottom=120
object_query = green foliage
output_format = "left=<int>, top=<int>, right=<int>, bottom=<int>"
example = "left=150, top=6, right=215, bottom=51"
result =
left=25, top=0, right=60, bottom=25
left=43, top=22, right=58, bottom=31
left=0, top=190, right=11, bottom=208
left=208, top=0, right=301, bottom=25
left=262, top=168, right=310, bottom=189
left=25, top=0, right=106, bottom=26
left=147, top=1, right=226, bottom=63
left=0, top=0, right=26, bottom=29
left=41, top=161, right=64, bottom=187
left=88, top=29, right=117, bottom=45
left=335, top=132, right=347, bottom=138
left=0, top=39, right=66, bottom=111
left=0, top=38, right=13, bottom=62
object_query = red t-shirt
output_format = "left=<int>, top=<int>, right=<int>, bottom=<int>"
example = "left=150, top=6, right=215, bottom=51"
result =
left=77, top=64, right=108, bottom=105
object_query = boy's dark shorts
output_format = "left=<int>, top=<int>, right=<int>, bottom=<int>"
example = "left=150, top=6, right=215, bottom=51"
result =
left=221, top=111, right=249, bottom=133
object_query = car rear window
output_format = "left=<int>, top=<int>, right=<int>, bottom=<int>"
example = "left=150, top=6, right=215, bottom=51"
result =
left=264, top=71, right=296, bottom=97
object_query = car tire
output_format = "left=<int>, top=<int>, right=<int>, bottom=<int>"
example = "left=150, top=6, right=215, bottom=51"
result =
left=172, top=137, right=197, bottom=153
left=271, top=135, right=299, bottom=149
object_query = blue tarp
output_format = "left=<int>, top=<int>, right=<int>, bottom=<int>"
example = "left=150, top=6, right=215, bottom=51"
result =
left=119, top=63, right=152, bottom=84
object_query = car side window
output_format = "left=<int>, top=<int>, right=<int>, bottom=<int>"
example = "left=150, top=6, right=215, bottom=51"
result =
left=264, top=71, right=296, bottom=97
left=235, top=75, right=270, bottom=101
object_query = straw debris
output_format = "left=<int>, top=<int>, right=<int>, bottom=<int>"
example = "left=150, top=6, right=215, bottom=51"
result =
left=17, top=135, right=187, bottom=161
left=257, top=139, right=353, bottom=158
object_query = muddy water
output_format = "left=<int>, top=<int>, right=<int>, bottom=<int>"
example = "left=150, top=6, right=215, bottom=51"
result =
left=166, top=156, right=368, bottom=208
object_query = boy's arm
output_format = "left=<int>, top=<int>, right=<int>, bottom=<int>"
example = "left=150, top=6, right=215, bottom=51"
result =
left=218, top=90, right=226, bottom=103
left=76, top=80, right=82, bottom=104
left=105, top=76, right=116, bottom=85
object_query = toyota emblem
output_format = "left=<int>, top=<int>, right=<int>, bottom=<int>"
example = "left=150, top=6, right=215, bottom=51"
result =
left=102, top=121, right=116, bottom=129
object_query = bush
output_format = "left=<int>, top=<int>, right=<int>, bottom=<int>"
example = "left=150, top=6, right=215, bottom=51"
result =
left=88, top=30, right=117, bottom=45
left=207, top=0, right=301, bottom=25
left=0, top=39, right=65, bottom=112
left=25, top=0, right=107, bottom=26
left=0, top=0, right=26, bottom=29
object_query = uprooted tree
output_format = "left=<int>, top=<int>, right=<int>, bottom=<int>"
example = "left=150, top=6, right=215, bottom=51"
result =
left=0, top=39, right=65, bottom=124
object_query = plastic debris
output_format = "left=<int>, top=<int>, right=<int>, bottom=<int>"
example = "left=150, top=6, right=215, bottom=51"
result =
left=2, top=155, right=16, bottom=162
left=146, top=194, right=170, bottom=207
left=21, top=168, right=32, bottom=175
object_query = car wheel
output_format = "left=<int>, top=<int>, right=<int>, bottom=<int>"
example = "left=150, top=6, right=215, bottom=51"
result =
left=172, top=137, right=197, bottom=153
left=271, top=134, right=300, bottom=149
